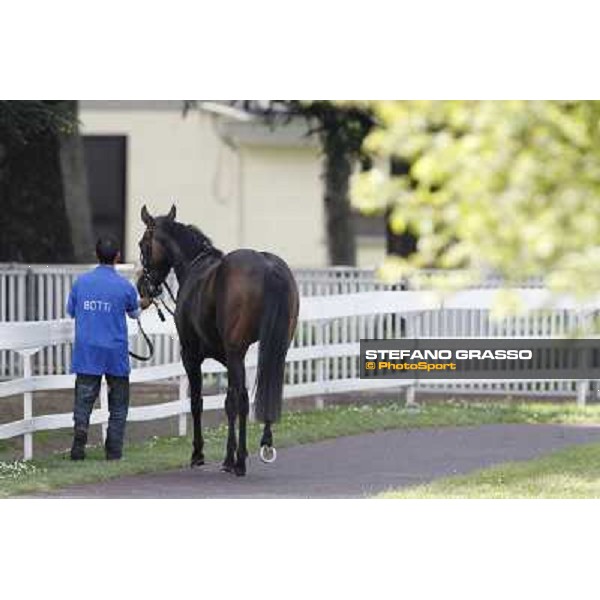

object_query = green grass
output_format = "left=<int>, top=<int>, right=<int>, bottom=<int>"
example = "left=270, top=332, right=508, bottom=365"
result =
left=379, top=442, right=600, bottom=499
left=3, top=401, right=600, bottom=498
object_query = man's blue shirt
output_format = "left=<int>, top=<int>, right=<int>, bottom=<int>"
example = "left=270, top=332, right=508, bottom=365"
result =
left=67, top=265, right=140, bottom=377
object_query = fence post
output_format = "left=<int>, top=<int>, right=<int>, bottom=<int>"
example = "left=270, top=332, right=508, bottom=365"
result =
left=100, top=379, right=109, bottom=442
left=576, top=380, right=587, bottom=407
left=405, top=383, right=418, bottom=408
left=21, top=349, right=37, bottom=461
left=314, top=321, right=325, bottom=410
left=576, top=310, right=590, bottom=407
left=178, top=375, right=188, bottom=436
left=25, top=267, right=35, bottom=321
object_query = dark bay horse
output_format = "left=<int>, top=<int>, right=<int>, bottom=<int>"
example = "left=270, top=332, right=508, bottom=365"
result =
left=137, top=205, right=299, bottom=476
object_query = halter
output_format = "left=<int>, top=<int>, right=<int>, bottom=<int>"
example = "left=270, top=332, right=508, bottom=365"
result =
left=138, top=225, right=223, bottom=331
left=139, top=250, right=165, bottom=298
left=138, top=253, right=175, bottom=317
left=131, top=246, right=172, bottom=362
left=140, top=233, right=217, bottom=306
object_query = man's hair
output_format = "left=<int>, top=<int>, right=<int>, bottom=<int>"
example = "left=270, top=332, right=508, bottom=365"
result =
left=95, top=236, right=120, bottom=264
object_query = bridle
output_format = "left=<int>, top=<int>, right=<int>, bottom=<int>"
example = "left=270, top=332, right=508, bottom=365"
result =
left=129, top=263, right=173, bottom=363
left=130, top=236, right=176, bottom=362
left=139, top=251, right=177, bottom=316
left=133, top=226, right=219, bottom=361
left=139, top=228, right=216, bottom=310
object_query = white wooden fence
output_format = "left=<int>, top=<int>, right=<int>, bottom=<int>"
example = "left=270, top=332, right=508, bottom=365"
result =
left=0, top=264, right=544, bottom=378
left=1, top=287, right=599, bottom=460
left=1, top=265, right=390, bottom=377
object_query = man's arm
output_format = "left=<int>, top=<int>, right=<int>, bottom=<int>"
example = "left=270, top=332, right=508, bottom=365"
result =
left=66, top=282, right=77, bottom=318
left=125, top=284, right=152, bottom=319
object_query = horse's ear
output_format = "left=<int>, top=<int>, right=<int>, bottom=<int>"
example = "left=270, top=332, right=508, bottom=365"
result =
left=141, top=205, right=154, bottom=226
left=167, top=204, right=176, bottom=221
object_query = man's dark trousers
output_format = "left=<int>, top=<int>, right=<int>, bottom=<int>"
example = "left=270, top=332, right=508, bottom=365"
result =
left=73, top=373, right=130, bottom=459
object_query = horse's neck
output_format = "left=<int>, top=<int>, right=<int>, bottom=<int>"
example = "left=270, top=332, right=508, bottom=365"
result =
left=169, top=238, right=220, bottom=286
left=172, top=260, right=190, bottom=286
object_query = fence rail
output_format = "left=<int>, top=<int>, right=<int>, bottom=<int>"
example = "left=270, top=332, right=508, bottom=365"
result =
left=1, top=287, right=599, bottom=460
left=0, top=264, right=546, bottom=378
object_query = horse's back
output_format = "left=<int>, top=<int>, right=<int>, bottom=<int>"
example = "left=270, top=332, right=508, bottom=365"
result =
left=216, top=249, right=298, bottom=349
left=220, top=248, right=295, bottom=285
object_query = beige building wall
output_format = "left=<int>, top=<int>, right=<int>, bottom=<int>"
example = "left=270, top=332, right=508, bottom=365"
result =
left=79, top=101, right=383, bottom=268
left=239, top=145, right=327, bottom=266
left=79, top=102, right=238, bottom=262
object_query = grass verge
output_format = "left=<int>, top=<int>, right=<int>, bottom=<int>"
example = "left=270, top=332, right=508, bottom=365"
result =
left=379, top=441, right=600, bottom=499
left=2, top=400, right=600, bottom=498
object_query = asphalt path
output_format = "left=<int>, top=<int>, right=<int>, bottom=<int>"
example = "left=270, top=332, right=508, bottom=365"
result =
left=39, top=424, right=600, bottom=498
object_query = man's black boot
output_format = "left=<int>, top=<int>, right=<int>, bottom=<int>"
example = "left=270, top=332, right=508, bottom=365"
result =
left=104, top=435, right=123, bottom=461
left=70, top=428, right=87, bottom=461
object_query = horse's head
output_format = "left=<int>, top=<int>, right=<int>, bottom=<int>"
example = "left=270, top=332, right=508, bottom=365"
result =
left=137, top=204, right=177, bottom=298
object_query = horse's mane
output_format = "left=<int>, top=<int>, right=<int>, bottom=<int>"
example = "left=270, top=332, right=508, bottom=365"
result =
left=158, top=219, right=223, bottom=259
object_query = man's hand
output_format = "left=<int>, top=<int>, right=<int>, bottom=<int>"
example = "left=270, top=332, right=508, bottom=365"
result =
left=139, top=297, right=153, bottom=311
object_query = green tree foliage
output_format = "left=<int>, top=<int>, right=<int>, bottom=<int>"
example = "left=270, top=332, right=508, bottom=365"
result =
left=0, top=101, right=75, bottom=145
left=351, top=101, right=600, bottom=292
left=0, top=101, right=83, bottom=262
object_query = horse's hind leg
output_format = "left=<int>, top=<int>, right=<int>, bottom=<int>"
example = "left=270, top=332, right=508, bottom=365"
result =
left=182, top=345, right=204, bottom=467
left=260, top=422, right=273, bottom=448
left=235, top=386, right=249, bottom=477
left=222, top=352, right=248, bottom=476
left=222, top=384, right=237, bottom=473
left=259, top=421, right=277, bottom=463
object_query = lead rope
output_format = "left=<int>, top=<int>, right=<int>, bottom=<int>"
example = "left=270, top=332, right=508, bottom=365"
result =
left=129, top=316, right=155, bottom=362
left=161, top=280, right=177, bottom=316
left=145, top=282, right=177, bottom=318
left=128, top=300, right=166, bottom=362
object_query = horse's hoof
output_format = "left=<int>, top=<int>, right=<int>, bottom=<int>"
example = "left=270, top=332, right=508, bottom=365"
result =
left=221, top=463, right=234, bottom=473
left=234, top=464, right=246, bottom=477
left=259, top=445, right=277, bottom=464
left=190, top=453, right=205, bottom=468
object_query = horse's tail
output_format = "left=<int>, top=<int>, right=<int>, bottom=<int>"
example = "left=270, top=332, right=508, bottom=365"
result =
left=254, top=264, right=294, bottom=424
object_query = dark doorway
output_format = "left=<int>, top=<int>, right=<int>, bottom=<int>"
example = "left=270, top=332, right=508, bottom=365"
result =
left=83, top=136, right=127, bottom=256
